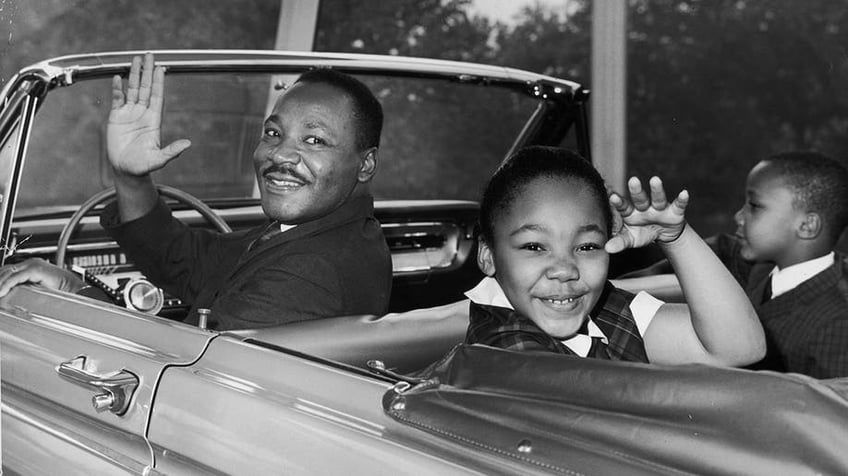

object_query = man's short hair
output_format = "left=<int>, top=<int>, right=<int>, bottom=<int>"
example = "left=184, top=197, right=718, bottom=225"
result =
left=764, top=151, right=848, bottom=242
left=294, top=69, right=383, bottom=150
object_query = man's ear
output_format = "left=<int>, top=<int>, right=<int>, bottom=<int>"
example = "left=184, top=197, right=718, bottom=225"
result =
left=357, top=148, right=378, bottom=182
left=798, top=212, right=822, bottom=239
left=477, top=238, right=496, bottom=276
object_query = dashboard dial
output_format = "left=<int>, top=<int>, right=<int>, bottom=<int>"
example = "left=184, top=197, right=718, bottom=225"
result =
left=122, top=279, right=165, bottom=314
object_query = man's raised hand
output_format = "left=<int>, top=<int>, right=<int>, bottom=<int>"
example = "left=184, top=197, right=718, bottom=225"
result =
left=107, top=53, right=191, bottom=177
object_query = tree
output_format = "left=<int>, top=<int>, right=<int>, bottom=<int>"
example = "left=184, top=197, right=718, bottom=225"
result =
left=315, top=0, right=491, bottom=61
left=8, top=0, right=848, bottom=236
left=626, top=0, right=848, bottom=235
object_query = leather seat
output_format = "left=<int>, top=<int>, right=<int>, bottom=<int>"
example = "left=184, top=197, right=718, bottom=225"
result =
left=232, top=299, right=470, bottom=374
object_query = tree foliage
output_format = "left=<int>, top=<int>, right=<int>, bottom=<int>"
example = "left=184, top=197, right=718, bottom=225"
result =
left=625, top=0, right=848, bottom=233
left=1, top=0, right=279, bottom=82
left=5, top=0, right=848, bottom=235
left=320, top=0, right=848, bottom=234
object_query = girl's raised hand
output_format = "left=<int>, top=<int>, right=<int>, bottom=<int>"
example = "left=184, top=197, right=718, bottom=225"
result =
left=605, top=176, right=688, bottom=254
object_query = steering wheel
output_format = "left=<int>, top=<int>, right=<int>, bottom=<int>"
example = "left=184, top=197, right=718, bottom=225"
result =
left=56, top=184, right=231, bottom=266
left=54, top=185, right=231, bottom=313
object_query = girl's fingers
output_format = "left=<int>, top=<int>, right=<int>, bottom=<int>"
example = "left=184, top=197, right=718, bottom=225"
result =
left=627, top=176, right=650, bottom=211
left=620, top=176, right=687, bottom=220
left=671, top=189, right=689, bottom=215
left=608, top=192, right=633, bottom=216
left=649, top=176, right=669, bottom=209
left=605, top=232, right=633, bottom=254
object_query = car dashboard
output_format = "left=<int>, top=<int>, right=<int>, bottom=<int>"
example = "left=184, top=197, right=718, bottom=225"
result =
left=6, top=199, right=484, bottom=317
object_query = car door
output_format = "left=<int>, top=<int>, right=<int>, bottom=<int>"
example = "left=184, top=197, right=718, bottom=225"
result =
left=0, top=285, right=215, bottom=475
left=144, top=333, right=564, bottom=475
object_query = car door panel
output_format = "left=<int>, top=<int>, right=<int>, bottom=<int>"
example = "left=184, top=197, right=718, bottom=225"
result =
left=0, top=285, right=214, bottom=474
left=147, top=336, right=546, bottom=475
left=3, top=385, right=151, bottom=475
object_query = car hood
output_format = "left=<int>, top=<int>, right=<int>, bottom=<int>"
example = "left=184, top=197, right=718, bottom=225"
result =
left=385, top=344, right=848, bottom=475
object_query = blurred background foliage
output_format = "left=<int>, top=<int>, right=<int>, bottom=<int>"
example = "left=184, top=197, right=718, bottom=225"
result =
left=3, top=0, right=848, bottom=236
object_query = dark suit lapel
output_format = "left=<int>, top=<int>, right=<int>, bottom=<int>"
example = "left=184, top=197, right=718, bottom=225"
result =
left=225, top=195, right=375, bottom=281
left=748, top=263, right=774, bottom=308
left=757, top=255, right=842, bottom=310
left=783, top=257, right=841, bottom=305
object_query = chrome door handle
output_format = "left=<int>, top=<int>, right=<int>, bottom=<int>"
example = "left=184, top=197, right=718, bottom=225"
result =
left=56, top=356, right=139, bottom=415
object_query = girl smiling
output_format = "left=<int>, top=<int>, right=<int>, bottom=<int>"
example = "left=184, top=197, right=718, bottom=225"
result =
left=466, top=146, right=765, bottom=366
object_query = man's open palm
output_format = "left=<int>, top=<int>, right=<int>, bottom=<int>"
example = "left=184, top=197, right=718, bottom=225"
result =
left=107, top=53, right=190, bottom=177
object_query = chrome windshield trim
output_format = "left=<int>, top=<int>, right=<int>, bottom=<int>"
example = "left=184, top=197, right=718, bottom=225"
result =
left=0, top=94, right=38, bottom=266
left=13, top=50, right=582, bottom=103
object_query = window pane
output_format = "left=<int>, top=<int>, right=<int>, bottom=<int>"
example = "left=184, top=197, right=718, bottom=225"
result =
left=19, top=71, right=542, bottom=212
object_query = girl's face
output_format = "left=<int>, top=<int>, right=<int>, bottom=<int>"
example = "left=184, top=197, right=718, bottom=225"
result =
left=478, top=176, right=610, bottom=339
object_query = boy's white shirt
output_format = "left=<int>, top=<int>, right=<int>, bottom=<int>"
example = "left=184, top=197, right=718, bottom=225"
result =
left=465, top=277, right=663, bottom=357
left=769, top=252, right=835, bottom=299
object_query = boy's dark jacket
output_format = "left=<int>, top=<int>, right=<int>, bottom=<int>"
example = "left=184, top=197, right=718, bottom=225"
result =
left=711, top=233, right=848, bottom=378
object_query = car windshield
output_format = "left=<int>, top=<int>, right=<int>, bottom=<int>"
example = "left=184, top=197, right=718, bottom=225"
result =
left=17, top=71, right=549, bottom=217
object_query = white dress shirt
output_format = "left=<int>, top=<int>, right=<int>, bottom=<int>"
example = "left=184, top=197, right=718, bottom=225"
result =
left=768, top=252, right=835, bottom=299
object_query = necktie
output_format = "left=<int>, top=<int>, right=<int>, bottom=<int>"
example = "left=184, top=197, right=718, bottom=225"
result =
left=587, top=336, right=611, bottom=360
left=579, top=320, right=613, bottom=360
left=248, top=221, right=282, bottom=252
left=761, top=274, right=773, bottom=304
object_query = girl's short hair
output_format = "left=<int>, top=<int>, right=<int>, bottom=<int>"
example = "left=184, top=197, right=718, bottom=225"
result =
left=478, top=146, right=612, bottom=244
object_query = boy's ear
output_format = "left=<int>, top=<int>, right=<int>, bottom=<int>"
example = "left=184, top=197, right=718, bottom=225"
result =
left=477, top=238, right=496, bottom=276
left=798, top=212, right=822, bottom=240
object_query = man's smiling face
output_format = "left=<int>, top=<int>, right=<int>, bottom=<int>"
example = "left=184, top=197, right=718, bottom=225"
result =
left=253, top=81, right=370, bottom=224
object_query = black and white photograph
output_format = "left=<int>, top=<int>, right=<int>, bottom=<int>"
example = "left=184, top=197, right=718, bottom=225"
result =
left=0, top=0, right=847, bottom=474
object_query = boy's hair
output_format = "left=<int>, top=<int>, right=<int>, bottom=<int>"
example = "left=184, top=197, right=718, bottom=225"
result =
left=294, top=69, right=383, bottom=150
left=479, top=146, right=612, bottom=245
left=763, top=151, right=848, bottom=243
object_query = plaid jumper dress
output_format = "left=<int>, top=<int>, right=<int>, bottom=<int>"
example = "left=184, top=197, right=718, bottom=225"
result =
left=465, top=282, right=649, bottom=363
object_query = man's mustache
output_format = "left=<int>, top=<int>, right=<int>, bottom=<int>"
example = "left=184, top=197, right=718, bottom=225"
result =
left=262, top=165, right=308, bottom=183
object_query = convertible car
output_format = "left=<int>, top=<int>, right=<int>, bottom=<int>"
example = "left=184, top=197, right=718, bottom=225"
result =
left=1, top=51, right=847, bottom=475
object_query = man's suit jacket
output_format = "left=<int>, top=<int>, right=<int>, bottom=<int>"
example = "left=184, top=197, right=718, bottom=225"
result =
left=102, top=195, right=392, bottom=330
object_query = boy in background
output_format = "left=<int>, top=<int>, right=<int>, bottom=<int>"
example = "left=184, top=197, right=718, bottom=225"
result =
left=618, top=151, right=848, bottom=378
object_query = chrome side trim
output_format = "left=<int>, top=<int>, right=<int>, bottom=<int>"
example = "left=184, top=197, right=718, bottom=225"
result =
left=0, top=93, right=38, bottom=266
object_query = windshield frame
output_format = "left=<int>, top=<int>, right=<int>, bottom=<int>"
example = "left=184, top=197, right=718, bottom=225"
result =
left=0, top=49, right=589, bottom=267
